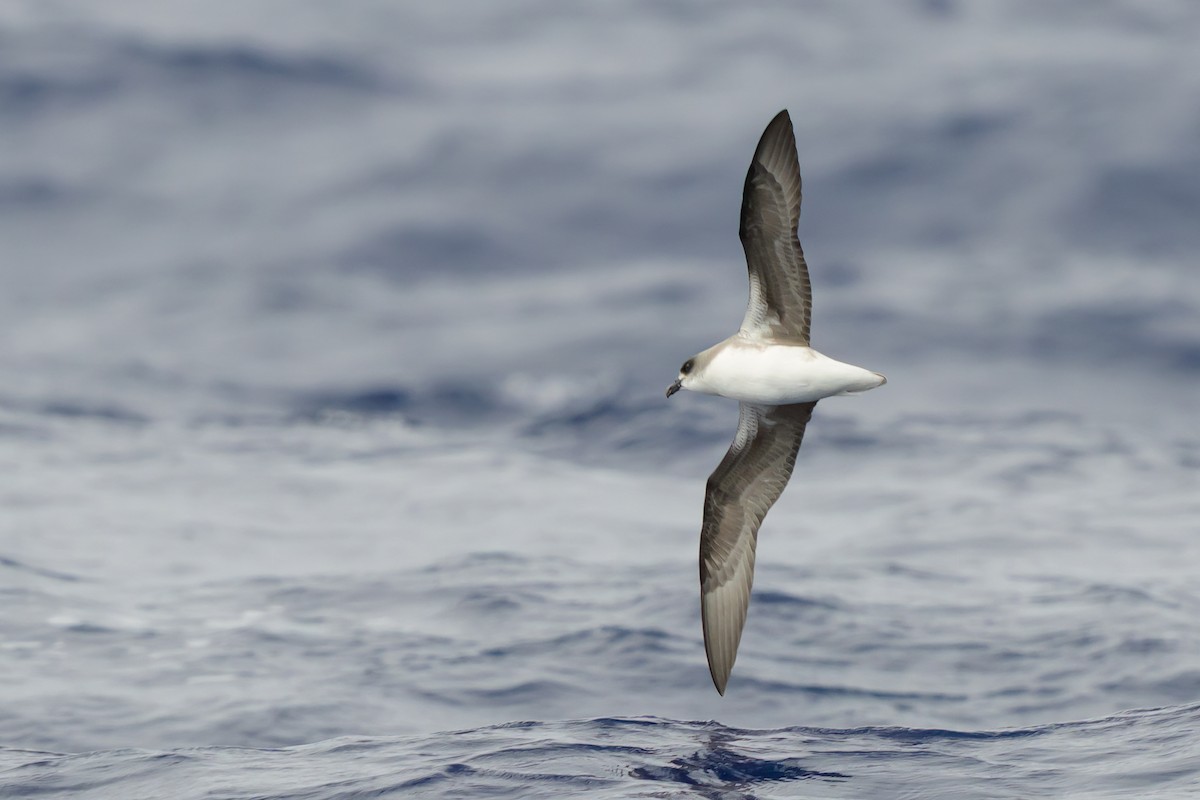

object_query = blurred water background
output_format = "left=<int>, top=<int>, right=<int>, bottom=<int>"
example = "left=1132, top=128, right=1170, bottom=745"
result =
left=2, top=1, right=1200, bottom=797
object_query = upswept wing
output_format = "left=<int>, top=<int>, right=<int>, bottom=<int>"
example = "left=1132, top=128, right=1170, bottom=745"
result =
left=738, top=109, right=812, bottom=344
left=700, top=401, right=817, bottom=694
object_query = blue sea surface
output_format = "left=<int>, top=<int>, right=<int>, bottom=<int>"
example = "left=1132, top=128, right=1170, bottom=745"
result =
left=3, top=1, right=1200, bottom=798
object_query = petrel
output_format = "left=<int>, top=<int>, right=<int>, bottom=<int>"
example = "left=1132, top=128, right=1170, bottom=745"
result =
left=666, top=110, right=886, bottom=695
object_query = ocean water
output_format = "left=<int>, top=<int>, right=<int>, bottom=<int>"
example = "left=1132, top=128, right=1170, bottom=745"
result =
left=3, top=1, right=1200, bottom=797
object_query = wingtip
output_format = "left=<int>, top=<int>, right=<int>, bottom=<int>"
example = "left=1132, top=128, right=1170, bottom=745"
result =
left=706, top=646, right=733, bottom=695
left=703, top=620, right=733, bottom=696
left=761, top=109, right=792, bottom=140
left=710, top=668, right=728, bottom=696
left=752, top=108, right=799, bottom=169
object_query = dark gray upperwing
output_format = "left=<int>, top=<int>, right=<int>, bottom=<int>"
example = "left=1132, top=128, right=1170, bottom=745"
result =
left=699, top=401, right=817, bottom=694
left=738, top=109, right=812, bottom=344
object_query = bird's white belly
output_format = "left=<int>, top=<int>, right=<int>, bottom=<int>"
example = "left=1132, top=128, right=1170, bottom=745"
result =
left=701, top=342, right=884, bottom=405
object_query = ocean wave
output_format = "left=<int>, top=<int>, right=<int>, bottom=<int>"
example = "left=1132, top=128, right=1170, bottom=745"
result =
left=3, top=708, right=1198, bottom=799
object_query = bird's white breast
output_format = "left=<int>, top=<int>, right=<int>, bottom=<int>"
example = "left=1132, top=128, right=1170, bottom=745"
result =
left=697, top=339, right=884, bottom=405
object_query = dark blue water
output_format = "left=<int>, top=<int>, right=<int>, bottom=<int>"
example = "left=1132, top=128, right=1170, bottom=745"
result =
left=3, top=2, right=1200, bottom=797
left=4, top=708, right=1199, bottom=799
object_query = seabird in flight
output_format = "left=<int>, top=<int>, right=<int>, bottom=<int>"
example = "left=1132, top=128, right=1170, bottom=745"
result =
left=666, top=109, right=887, bottom=694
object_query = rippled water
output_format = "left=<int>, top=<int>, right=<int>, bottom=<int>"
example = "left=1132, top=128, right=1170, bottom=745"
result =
left=3, top=1, right=1200, bottom=797
left=6, top=708, right=1200, bottom=799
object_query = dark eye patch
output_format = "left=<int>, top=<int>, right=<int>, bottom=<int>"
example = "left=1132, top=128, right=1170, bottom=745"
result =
left=681, top=359, right=695, bottom=374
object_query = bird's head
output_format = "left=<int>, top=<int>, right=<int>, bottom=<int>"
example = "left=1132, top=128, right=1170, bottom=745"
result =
left=666, top=355, right=699, bottom=398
